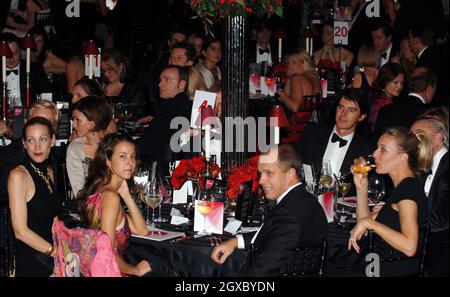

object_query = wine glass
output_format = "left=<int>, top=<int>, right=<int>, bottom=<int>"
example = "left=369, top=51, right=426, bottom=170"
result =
left=319, top=160, right=333, bottom=192
left=368, top=174, right=386, bottom=205
left=144, top=178, right=163, bottom=227
left=351, top=155, right=376, bottom=174
left=196, top=189, right=213, bottom=235
left=155, top=176, right=172, bottom=223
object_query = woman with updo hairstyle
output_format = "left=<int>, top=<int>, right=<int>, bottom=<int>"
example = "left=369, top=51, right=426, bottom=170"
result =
left=349, top=127, right=432, bottom=276
left=77, top=133, right=150, bottom=276
left=66, top=96, right=112, bottom=197
left=71, top=77, right=104, bottom=104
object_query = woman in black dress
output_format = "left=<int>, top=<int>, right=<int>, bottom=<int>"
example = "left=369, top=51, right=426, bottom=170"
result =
left=8, top=117, right=61, bottom=276
left=349, top=127, right=432, bottom=274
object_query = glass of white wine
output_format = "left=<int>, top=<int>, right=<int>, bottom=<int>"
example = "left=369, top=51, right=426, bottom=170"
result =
left=319, top=160, right=333, bottom=192
left=144, top=179, right=163, bottom=227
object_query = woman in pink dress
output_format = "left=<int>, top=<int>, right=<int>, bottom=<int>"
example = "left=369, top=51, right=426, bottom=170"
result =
left=77, top=133, right=151, bottom=276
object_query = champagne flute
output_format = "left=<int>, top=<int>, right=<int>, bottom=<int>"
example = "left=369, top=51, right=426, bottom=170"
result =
left=155, top=176, right=172, bottom=223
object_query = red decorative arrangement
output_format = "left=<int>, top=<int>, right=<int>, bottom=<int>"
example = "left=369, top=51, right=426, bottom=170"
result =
left=171, top=156, right=221, bottom=190
left=227, top=155, right=260, bottom=199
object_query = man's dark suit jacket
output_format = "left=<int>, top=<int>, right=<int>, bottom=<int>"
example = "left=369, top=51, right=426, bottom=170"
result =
left=424, top=152, right=449, bottom=276
left=137, top=92, right=192, bottom=164
left=239, top=183, right=328, bottom=277
left=248, top=41, right=279, bottom=65
left=295, top=123, right=374, bottom=176
left=374, top=94, right=429, bottom=142
left=416, top=45, right=449, bottom=108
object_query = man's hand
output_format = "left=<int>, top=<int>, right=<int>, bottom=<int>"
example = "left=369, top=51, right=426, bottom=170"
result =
left=211, top=237, right=238, bottom=265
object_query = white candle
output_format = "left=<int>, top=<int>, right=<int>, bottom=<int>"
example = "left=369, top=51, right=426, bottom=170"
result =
left=274, top=126, right=280, bottom=145
left=278, top=38, right=282, bottom=61
left=205, top=125, right=211, bottom=161
left=26, top=48, right=31, bottom=73
left=2, top=57, right=6, bottom=83
left=88, top=55, right=94, bottom=79
left=310, top=38, right=314, bottom=56
left=305, top=38, right=310, bottom=55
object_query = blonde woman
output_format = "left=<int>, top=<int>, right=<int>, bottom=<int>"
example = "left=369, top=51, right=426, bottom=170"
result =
left=278, top=49, right=321, bottom=112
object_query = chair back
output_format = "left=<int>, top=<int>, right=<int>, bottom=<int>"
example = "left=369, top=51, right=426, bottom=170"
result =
left=368, top=224, right=430, bottom=277
left=279, top=240, right=327, bottom=277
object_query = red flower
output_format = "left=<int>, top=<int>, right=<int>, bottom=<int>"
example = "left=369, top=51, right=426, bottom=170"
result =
left=171, top=156, right=221, bottom=190
left=227, top=155, right=260, bottom=199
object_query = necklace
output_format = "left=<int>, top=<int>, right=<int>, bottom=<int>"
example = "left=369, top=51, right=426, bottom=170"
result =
left=29, top=162, right=53, bottom=194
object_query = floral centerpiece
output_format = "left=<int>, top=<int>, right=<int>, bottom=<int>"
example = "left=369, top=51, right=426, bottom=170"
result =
left=187, top=0, right=284, bottom=36
left=227, top=155, right=260, bottom=199
left=171, top=156, right=221, bottom=190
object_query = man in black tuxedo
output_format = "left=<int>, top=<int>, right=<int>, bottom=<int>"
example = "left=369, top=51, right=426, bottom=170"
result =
left=137, top=65, right=192, bottom=169
left=375, top=67, right=436, bottom=140
left=211, top=145, right=328, bottom=277
left=249, top=20, right=278, bottom=66
left=409, top=23, right=449, bottom=107
left=411, top=109, right=449, bottom=276
left=0, top=33, right=52, bottom=138
left=296, top=88, right=373, bottom=178
left=371, top=21, right=399, bottom=67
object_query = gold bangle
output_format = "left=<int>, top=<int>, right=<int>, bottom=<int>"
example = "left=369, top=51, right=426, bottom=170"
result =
left=44, top=245, right=54, bottom=256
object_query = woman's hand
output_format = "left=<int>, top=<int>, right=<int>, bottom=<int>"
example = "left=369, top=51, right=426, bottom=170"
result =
left=351, top=158, right=369, bottom=192
left=348, top=217, right=372, bottom=253
left=136, top=260, right=152, bottom=276
left=118, top=180, right=132, bottom=201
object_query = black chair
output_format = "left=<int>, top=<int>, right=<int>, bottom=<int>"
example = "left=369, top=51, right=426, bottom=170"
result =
left=279, top=240, right=328, bottom=277
left=368, top=224, right=430, bottom=277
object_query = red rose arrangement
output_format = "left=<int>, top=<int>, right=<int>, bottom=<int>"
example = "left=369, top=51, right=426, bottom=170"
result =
left=227, top=155, right=260, bottom=199
left=171, top=156, right=221, bottom=190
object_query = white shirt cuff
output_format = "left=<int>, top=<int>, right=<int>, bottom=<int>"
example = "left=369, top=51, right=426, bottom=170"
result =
left=236, top=234, right=245, bottom=249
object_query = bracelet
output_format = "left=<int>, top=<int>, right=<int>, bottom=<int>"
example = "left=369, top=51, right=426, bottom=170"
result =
left=44, top=245, right=54, bottom=256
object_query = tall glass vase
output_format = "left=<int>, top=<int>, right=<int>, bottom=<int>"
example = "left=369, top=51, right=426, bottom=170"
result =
left=221, top=15, right=250, bottom=178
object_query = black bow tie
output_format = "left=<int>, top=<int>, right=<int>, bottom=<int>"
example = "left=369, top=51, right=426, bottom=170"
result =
left=6, top=69, right=18, bottom=76
left=331, top=133, right=348, bottom=148
left=259, top=48, right=270, bottom=55
left=380, top=52, right=387, bottom=59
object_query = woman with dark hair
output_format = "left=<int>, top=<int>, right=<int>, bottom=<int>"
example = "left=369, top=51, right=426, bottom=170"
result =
left=196, top=37, right=222, bottom=89
left=101, top=48, right=149, bottom=120
left=8, top=116, right=61, bottom=276
left=369, top=62, right=405, bottom=131
left=77, top=133, right=151, bottom=276
left=71, top=77, right=104, bottom=104
left=349, top=127, right=432, bottom=276
left=66, top=96, right=112, bottom=197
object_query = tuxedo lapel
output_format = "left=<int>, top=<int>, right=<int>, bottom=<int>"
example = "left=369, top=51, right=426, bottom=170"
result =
left=428, top=153, right=448, bottom=202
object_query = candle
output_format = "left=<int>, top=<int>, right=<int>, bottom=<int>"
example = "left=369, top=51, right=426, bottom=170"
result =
left=26, top=48, right=30, bottom=73
left=205, top=125, right=211, bottom=161
left=2, top=56, right=6, bottom=83
left=305, top=38, right=310, bottom=56
left=278, top=38, right=282, bottom=61
left=88, top=54, right=94, bottom=79
left=274, top=126, right=280, bottom=145
left=310, top=38, right=314, bottom=56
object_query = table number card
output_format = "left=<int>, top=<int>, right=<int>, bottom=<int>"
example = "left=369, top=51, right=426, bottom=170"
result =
left=190, top=90, right=217, bottom=128
left=194, top=201, right=224, bottom=235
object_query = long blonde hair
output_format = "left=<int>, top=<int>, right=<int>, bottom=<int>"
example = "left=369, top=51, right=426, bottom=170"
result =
left=286, top=49, right=317, bottom=75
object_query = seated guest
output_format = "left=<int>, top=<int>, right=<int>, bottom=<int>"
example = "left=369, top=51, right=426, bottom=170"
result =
left=137, top=65, right=192, bottom=168
left=391, top=37, right=417, bottom=80
left=296, top=88, right=373, bottom=179
left=313, top=21, right=354, bottom=69
left=66, top=96, right=112, bottom=197
left=168, top=42, right=196, bottom=67
left=278, top=49, right=321, bottom=113
left=349, top=127, right=431, bottom=276
left=411, top=107, right=449, bottom=276
left=196, top=37, right=222, bottom=89
left=375, top=67, right=436, bottom=139
left=77, top=133, right=151, bottom=276
left=101, top=48, right=149, bottom=120
left=369, top=62, right=405, bottom=132
left=211, top=145, right=328, bottom=277
left=187, top=33, right=204, bottom=61
left=8, top=117, right=61, bottom=276
left=371, top=21, right=399, bottom=67
left=249, top=19, right=277, bottom=65
left=71, top=77, right=103, bottom=104
left=352, top=44, right=380, bottom=102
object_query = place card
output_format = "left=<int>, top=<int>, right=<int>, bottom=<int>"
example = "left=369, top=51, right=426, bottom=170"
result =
left=171, top=216, right=189, bottom=225
left=173, top=181, right=189, bottom=204
left=170, top=207, right=183, bottom=217
left=318, top=192, right=335, bottom=223
left=303, top=164, right=314, bottom=184
left=224, top=218, right=242, bottom=235
left=190, top=90, right=217, bottom=128
left=194, top=201, right=224, bottom=235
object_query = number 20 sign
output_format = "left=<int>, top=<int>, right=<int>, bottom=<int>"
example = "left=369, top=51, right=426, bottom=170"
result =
left=334, top=21, right=349, bottom=45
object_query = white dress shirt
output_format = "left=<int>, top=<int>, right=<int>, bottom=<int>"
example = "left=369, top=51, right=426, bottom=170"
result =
left=256, top=45, right=272, bottom=64
left=6, top=64, right=22, bottom=106
left=408, top=92, right=426, bottom=104
left=424, top=147, right=448, bottom=197
left=417, top=46, right=429, bottom=60
left=236, top=182, right=302, bottom=249
left=322, top=126, right=354, bottom=177
left=380, top=43, right=393, bottom=67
